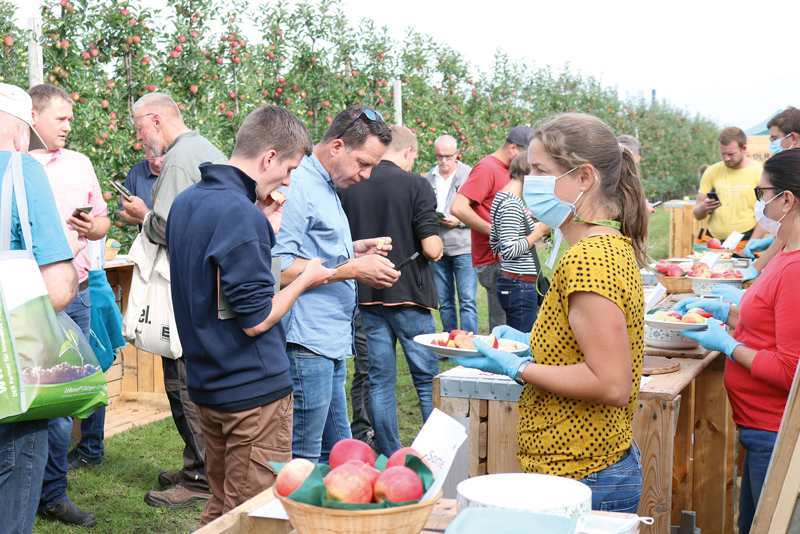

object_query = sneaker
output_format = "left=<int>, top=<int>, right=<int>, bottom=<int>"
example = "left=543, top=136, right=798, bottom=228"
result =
left=144, top=484, right=212, bottom=509
left=39, top=500, right=98, bottom=527
left=157, top=470, right=183, bottom=487
left=67, top=449, right=103, bottom=470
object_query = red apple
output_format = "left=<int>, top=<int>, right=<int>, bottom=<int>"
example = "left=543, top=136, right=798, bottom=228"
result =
left=189, top=85, right=198, bottom=93
left=691, top=262, right=710, bottom=272
left=275, top=458, right=314, bottom=497
left=453, top=334, right=475, bottom=349
left=373, top=466, right=423, bottom=503
left=447, top=329, right=467, bottom=341
left=3, top=36, right=13, bottom=47
left=710, top=272, right=724, bottom=279
left=329, top=438, right=375, bottom=470
left=686, top=308, right=713, bottom=318
left=666, top=264, right=685, bottom=277
left=487, top=334, right=499, bottom=349
left=654, top=260, right=670, bottom=275
left=681, top=313, right=707, bottom=324
left=101, top=100, right=109, bottom=108
left=323, top=464, right=373, bottom=503
left=707, top=238, right=722, bottom=249
left=386, top=447, right=428, bottom=469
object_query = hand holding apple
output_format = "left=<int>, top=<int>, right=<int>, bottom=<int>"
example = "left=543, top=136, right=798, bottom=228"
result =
left=673, top=297, right=731, bottom=323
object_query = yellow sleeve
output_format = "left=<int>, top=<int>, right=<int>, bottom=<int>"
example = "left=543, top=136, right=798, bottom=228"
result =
left=698, top=166, right=715, bottom=195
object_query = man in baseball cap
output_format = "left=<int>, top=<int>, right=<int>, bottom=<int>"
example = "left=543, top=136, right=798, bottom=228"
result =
left=0, top=81, right=80, bottom=533
left=0, top=82, right=47, bottom=150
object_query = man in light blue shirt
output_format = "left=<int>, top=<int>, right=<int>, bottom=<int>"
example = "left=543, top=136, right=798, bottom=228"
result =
left=273, top=105, right=398, bottom=463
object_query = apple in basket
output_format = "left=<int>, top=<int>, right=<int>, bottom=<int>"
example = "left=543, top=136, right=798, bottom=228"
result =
left=386, top=447, right=431, bottom=470
left=373, top=466, right=424, bottom=503
left=666, top=264, right=685, bottom=277
left=275, top=458, right=315, bottom=497
left=329, top=438, right=375, bottom=470
left=344, top=460, right=382, bottom=487
left=654, top=260, right=670, bottom=275
left=323, top=463, right=373, bottom=504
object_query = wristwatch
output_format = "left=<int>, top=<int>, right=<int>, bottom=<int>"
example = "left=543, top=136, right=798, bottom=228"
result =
left=514, top=361, right=529, bottom=386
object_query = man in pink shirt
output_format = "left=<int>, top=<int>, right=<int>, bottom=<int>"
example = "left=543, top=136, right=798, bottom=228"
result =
left=28, top=84, right=109, bottom=527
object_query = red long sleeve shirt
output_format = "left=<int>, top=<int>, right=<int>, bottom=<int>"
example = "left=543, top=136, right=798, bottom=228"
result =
left=726, top=247, right=800, bottom=431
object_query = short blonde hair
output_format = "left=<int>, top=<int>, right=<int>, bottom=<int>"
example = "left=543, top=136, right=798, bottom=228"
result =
left=27, top=84, right=74, bottom=113
left=386, top=125, right=418, bottom=154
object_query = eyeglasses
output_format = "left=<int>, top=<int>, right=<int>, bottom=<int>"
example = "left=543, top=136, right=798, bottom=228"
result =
left=754, top=186, right=785, bottom=201
left=769, top=133, right=790, bottom=143
left=129, top=113, right=154, bottom=126
left=435, top=152, right=456, bottom=161
left=335, top=109, right=384, bottom=140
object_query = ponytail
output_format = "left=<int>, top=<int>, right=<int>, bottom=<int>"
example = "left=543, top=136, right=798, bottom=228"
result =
left=617, top=146, right=650, bottom=266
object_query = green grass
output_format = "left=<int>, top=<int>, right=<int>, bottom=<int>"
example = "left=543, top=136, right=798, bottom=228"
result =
left=33, top=213, right=668, bottom=533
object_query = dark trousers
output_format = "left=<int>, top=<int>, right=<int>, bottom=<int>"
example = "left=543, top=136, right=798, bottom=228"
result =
left=350, top=309, right=372, bottom=441
left=162, top=356, right=209, bottom=491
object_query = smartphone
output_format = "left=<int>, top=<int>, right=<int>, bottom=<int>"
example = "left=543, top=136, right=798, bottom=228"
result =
left=72, top=205, right=93, bottom=218
left=394, top=252, right=419, bottom=271
left=650, top=200, right=663, bottom=208
left=706, top=191, right=720, bottom=203
left=109, top=180, right=133, bottom=201
left=436, top=211, right=445, bottom=220
left=322, top=255, right=350, bottom=269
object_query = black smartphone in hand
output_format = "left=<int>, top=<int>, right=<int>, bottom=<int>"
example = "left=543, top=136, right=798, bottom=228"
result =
left=322, top=255, right=350, bottom=269
left=706, top=191, right=720, bottom=203
left=394, top=252, right=419, bottom=271
left=110, top=180, right=133, bottom=201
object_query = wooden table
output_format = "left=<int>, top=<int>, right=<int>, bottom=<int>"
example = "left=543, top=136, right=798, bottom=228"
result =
left=434, top=350, right=735, bottom=534
left=196, top=487, right=639, bottom=534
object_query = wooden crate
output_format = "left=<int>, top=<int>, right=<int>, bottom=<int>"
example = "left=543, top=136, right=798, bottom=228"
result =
left=664, top=200, right=707, bottom=259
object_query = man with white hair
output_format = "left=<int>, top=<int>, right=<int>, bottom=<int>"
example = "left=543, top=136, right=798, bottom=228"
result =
left=425, top=135, right=477, bottom=335
left=124, top=92, right=227, bottom=509
left=0, top=82, right=79, bottom=534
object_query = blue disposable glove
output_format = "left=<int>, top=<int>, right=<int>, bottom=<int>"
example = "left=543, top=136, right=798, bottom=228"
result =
left=673, top=297, right=731, bottom=323
left=679, top=319, right=744, bottom=360
left=492, top=325, right=532, bottom=358
left=740, top=265, right=759, bottom=280
left=712, top=285, right=744, bottom=307
left=450, top=339, right=531, bottom=379
left=742, top=237, right=775, bottom=259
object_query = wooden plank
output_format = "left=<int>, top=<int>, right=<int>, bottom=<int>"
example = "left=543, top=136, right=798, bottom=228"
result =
left=153, top=354, right=166, bottom=393
left=692, top=356, right=730, bottom=534
left=468, top=399, right=480, bottom=478
left=138, top=348, right=154, bottom=393
left=477, top=399, right=488, bottom=418
left=682, top=203, right=694, bottom=258
left=640, top=351, right=722, bottom=402
left=633, top=397, right=678, bottom=534
left=671, top=383, right=694, bottom=527
left=107, top=377, right=121, bottom=399
left=433, top=375, right=441, bottom=412
left=751, top=348, right=800, bottom=534
left=194, top=486, right=293, bottom=534
left=486, top=400, right=521, bottom=474
left=478, top=421, right=487, bottom=460
left=105, top=361, right=123, bottom=382
left=439, top=396, right=469, bottom=418
left=104, top=409, right=171, bottom=438
left=120, top=344, right=138, bottom=393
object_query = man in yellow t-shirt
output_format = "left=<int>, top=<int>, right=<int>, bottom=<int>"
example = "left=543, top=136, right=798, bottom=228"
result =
left=693, top=127, right=765, bottom=252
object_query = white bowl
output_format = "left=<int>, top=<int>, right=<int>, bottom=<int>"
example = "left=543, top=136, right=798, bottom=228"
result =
left=688, top=276, right=743, bottom=295
left=457, top=473, right=591, bottom=531
left=645, top=325, right=699, bottom=349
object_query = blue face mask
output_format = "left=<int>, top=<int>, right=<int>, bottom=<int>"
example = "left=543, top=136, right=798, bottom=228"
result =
left=522, top=168, right=580, bottom=229
left=769, top=134, right=793, bottom=155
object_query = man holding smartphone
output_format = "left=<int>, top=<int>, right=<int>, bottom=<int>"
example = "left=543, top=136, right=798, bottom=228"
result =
left=119, top=145, right=163, bottom=229
left=28, top=84, right=108, bottom=527
left=339, top=125, right=443, bottom=457
left=693, top=127, right=766, bottom=254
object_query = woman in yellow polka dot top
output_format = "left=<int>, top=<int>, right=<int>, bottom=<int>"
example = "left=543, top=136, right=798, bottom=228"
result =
left=454, top=113, right=649, bottom=513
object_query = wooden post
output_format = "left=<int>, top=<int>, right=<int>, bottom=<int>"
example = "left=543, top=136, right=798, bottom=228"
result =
left=393, top=79, right=402, bottom=126
left=27, top=17, right=43, bottom=88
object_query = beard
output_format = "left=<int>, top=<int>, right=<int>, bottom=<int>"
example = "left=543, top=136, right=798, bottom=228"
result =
left=142, top=132, right=167, bottom=157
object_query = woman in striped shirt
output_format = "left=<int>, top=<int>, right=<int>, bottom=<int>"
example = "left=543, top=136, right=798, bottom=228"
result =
left=489, top=153, right=550, bottom=331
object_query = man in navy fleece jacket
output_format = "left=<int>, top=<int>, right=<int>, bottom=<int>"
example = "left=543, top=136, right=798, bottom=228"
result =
left=165, top=106, right=334, bottom=528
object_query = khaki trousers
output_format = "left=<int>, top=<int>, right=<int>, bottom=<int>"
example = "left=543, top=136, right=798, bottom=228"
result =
left=196, top=394, right=293, bottom=527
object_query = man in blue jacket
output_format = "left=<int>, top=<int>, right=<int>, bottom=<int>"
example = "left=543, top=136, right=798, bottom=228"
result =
left=165, top=105, right=334, bottom=528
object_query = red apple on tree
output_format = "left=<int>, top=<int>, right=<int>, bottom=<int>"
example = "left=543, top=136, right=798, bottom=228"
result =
left=3, top=36, right=13, bottom=47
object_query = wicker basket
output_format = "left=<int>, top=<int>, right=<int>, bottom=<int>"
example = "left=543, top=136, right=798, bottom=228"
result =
left=104, top=248, right=119, bottom=262
left=274, top=487, right=442, bottom=534
left=653, top=273, right=693, bottom=294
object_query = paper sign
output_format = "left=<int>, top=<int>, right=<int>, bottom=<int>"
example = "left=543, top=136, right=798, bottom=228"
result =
left=88, top=238, right=106, bottom=271
left=248, top=497, right=289, bottom=520
left=721, top=231, right=744, bottom=250
left=411, top=408, right=467, bottom=501
left=643, top=283, right=666, bottom=314
left=698, top=252, right=720, bottom=269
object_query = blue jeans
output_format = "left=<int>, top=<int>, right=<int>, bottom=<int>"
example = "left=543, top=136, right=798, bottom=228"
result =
left=578, top=440, right=643, bottom=513
left=74, top=407, right=105, bottom=460
left=286, top=344, right=351, bottom=464
left=0, top=419, right=49, bottom=533
left=738, top=427, right=778, bottom=534
left=430, top=254, right=478, bottom=333
left=496, top=275, right=540, bottom=332
left=359, top=305, right=439, bottom=457
left=41, top=286, right=91, bottom=510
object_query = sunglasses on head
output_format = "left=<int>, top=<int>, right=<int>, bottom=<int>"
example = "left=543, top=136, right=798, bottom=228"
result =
left=335, top=109, right=384, bottom=140
left=754, top=186, right=785, bottom=202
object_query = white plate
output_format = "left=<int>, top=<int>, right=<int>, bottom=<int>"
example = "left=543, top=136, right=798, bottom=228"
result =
left=413, top=333, right=529, bottom=359
left=644, top=317, right=707, bottom=331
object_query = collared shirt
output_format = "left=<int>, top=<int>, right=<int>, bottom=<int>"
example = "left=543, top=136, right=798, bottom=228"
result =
left=272, top=154, right=356, bottom=360
left=432, top=170, right=450, bottom=214
left=30, top=148, right=108, bottom=282
left=121, top=159, right=158, bottom=210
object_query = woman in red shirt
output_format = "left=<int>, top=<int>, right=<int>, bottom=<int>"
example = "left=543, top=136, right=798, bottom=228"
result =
left=675, top=149, right=800, bottom=534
